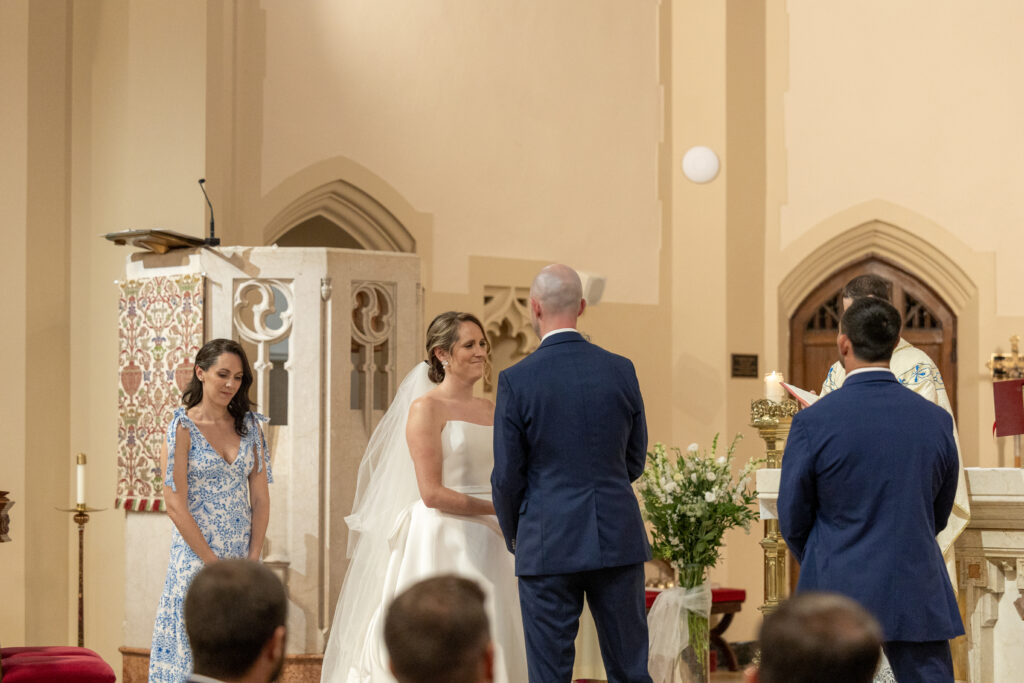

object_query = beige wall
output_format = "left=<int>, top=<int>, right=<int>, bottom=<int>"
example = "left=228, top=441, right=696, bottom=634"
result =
left=0, top=0, right=31, bottom=649
left=252, top=0, right=663, bottom=306
left=766, top=0, right=1021, bottom=469
left=0, top=0, right=206, bottom=666
left=9, top=0, right=1024, bottom=668
left=69, top=0, right=208, bottom=665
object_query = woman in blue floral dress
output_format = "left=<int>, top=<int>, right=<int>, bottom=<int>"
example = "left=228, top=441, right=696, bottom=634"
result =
left=149, top=339, right=273, bottom=682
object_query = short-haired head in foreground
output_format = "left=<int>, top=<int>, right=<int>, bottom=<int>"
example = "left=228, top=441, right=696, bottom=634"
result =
left=185, top=559, right=287, bottom=683
left=749, top=591, right=883, bottom=683
left=839, top=297, right=901, bottom=364
left=384, top=575, right=494, bottom=683
left=529, top=264, right=585, bottom=338
left=842, top=274, right=891, bottom=304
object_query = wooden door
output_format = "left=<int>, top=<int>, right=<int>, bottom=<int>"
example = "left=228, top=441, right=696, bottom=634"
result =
left=789, top=257, right=957, bottom=417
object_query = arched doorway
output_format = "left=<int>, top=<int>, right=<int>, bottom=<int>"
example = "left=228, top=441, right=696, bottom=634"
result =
left=789, top=256, right=958, bottom=417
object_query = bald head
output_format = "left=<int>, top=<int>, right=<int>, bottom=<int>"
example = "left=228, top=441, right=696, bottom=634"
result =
left=531, top=264, right=583, bottom=315
left=529, top=264, right=585, bottom=338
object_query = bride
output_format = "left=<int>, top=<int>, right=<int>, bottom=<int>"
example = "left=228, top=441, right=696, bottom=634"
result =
left=321, top=311, right=527, bottom=683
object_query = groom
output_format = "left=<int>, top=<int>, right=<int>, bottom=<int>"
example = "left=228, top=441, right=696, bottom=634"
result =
left=779, top=297, right=963, bottom=682
left=491, top=264, right=652, bottom=683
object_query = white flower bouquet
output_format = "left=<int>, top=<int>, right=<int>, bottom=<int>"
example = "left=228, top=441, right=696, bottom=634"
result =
left=637, top=434, right=760, bottom=682
left=637, top=434, right=760, bottom=575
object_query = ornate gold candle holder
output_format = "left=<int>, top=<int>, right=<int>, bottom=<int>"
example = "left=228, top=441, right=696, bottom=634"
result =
left=750, top=398, right=799, bottom=614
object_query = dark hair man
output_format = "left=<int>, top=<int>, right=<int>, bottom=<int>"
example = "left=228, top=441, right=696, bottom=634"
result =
left=819, top=274, right=969, bottom=599
left=746, top=591, right=883, bottom=683
left=383, top=575, right=494, bottom=683
left=780, top=297, right=964, bottom=682
left=184, top=559, right=287, bottom=683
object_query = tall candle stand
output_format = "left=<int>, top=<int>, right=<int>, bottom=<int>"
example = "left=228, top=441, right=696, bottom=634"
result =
left=57, top=453, right=104, bottom=647
left=750, top=397, right=799, bottom=614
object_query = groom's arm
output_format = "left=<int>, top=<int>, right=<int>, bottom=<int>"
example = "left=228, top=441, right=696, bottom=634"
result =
left=491, top=371, right=528, bottom=553
left=624, top=361, right=648, bottom=482
left=932, top=414, right=959, bottom=534
left=778, top=417, right=817, bottom=563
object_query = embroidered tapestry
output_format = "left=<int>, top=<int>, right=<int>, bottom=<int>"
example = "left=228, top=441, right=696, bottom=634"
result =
left=117, top=274, right=204, bottom=511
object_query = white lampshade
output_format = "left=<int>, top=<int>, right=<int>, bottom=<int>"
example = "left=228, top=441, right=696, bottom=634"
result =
left=681, top=146, right=720, bottom=184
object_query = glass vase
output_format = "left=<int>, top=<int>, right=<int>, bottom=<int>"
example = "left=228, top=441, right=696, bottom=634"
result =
left=676, top=563, right=710, bottom=683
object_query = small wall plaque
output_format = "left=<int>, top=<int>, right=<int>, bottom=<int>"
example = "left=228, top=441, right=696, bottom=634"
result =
left=731, top=354, right=758, bottom=378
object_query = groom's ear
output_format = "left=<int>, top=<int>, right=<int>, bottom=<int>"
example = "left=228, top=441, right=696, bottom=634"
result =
left=836, top=333, right=854, bottom=361
left=530, top=297, right=542, bottom=319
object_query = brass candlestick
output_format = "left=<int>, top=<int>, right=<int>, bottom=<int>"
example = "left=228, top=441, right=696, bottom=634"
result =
left=750, top=398, right=799, bottom=614
left=56, top=504, right=104, bottom=647
left=986, top=334, right=1024, bottom=379
left=58, top=453, right=105, bottom=648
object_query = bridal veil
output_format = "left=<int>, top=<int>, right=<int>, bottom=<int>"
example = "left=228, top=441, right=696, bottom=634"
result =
left=320, top=361, right=435, bottom=681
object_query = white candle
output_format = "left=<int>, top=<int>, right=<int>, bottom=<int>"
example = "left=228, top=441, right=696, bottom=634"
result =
left=76, top=453, right=87, bottom=506
left=764, top=371, right=785, bottom=403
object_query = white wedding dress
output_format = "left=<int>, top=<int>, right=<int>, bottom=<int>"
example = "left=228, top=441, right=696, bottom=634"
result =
left=320, top=364, right=527, bottom=682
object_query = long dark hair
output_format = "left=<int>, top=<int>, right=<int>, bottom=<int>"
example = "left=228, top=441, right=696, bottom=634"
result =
left=181, top=338, right=254, bottom=436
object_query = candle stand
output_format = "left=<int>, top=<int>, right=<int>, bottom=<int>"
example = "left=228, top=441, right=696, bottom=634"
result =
left=750, top=398, right=799, bottom=614
left=57, top=453, right=104, bottom=647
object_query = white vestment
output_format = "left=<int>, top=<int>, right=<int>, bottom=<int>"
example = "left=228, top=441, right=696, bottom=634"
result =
left=821, top=338, right=970, bottom=589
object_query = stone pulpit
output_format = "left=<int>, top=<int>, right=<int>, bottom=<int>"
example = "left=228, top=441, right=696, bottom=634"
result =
left=955, top=468, right=1024, bottom=683
left=117, top=246, right=421, bottom=675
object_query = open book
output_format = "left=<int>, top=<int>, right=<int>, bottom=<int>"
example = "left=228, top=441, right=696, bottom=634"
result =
left=781, top=382, right=818, bottom=408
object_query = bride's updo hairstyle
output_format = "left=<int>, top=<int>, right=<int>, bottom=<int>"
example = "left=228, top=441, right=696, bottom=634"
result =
left=425, top=311, right=487, bottom=383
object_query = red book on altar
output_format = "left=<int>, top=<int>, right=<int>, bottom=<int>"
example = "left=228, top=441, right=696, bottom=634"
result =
left=993, top=379, right=1024, bottom=437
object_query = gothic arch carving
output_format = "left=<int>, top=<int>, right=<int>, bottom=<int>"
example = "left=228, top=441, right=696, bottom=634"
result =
left=263, top=179, right=416, bottom=253
left=779, top=212, right=976, bottom=319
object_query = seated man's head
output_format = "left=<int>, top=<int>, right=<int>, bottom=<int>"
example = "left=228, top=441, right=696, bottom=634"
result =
left=748, top=591, right=883, bottom=683
left=837, top=297, right=901, bottom=369
left=384, top=575, right=493, bottom=683
left=185, top=559, right=287, bottom=683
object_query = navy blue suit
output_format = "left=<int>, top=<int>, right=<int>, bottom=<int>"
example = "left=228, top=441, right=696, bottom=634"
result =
left=492, top=331, right=652, bottom=682
left=779, top=370, right=964, bottom=682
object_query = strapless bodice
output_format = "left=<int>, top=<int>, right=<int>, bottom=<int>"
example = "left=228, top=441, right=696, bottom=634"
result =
left=441, top=421, right=493, bottom=493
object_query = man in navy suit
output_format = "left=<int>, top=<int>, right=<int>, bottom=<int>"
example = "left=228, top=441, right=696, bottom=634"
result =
left=779, top=297, right=963, bottom=683
left=492, top=264, right=652, bottom=683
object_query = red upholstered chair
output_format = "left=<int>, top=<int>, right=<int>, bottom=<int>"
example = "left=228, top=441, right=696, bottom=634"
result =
left=0, top=646, right=116, bottom=682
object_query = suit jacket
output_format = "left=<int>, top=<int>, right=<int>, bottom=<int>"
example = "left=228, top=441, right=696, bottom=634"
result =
left=779, top=370, right=964, bottom=642
left=491, top=331, right=652, bottom=576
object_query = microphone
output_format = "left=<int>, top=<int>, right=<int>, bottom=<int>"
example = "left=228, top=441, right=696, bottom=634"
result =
left=198, top=178, right=220, bottom=246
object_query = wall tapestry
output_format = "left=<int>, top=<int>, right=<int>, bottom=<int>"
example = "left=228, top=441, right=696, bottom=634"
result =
left=117, top=274, right=204, bottom=511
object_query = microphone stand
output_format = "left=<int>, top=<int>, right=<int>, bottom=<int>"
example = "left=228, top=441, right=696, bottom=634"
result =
left=198, top=178, right=220, bottom=246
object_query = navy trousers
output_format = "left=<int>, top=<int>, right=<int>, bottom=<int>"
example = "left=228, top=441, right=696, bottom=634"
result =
left=517, top=563, right=652, bottom=683
left=883, top=640, right=954, bottom=683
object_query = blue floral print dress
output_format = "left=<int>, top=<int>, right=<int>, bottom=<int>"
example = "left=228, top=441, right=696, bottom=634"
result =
left=148, top=407, right=272, bottom=683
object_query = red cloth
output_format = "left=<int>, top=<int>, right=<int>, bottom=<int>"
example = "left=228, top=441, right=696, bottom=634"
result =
left=645, top=587, right=747, bottom=609
left=1, top=646, right=115, bottom=683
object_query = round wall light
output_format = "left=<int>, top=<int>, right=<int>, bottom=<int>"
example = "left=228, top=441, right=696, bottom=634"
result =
left=681, top=146, right=720, bottom=184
